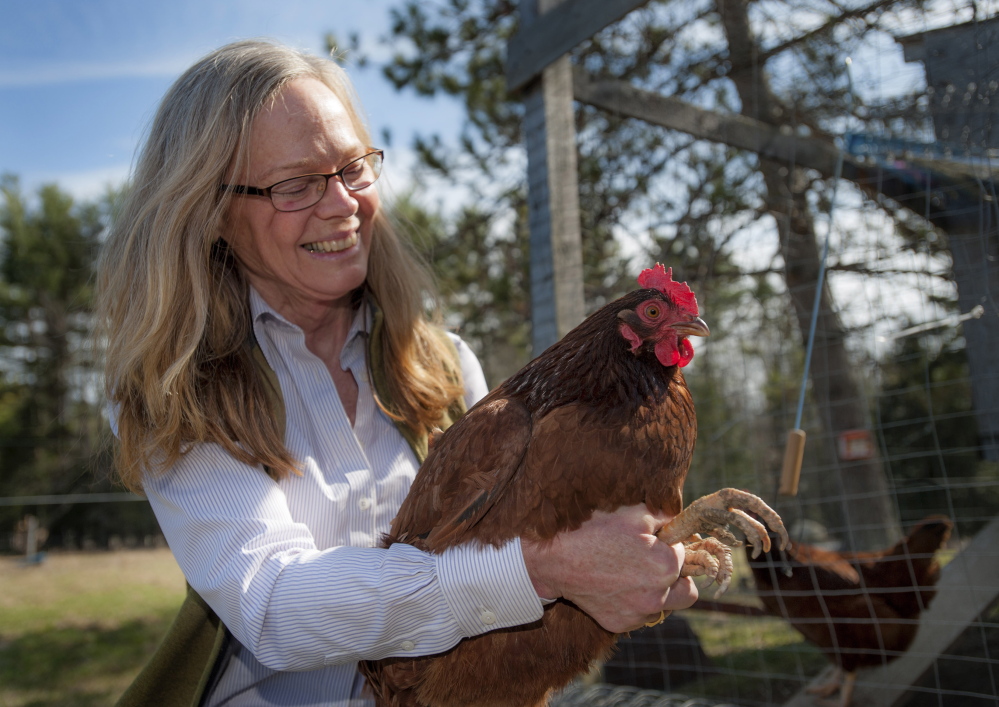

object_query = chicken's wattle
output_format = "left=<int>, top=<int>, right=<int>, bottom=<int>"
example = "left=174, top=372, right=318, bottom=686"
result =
left=654, top=336, right=694, bottom=368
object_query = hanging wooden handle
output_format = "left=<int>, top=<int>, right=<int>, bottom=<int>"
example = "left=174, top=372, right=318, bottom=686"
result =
left=779, top=429, right=806, bottom=496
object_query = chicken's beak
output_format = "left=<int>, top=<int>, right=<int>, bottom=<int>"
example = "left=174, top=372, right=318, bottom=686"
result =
left=673, top=317, right=710, bottom=338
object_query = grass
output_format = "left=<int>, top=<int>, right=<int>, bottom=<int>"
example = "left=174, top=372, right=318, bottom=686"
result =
left=0, top=549, right=186, bottom=707
left=682, top=610, right=827, bottom=705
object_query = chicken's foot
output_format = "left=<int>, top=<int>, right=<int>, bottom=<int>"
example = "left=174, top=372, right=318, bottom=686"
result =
left=806, top=666, right=843, bottom=698
left=655, top=488, right=789, bottom=593
left=834, top=671, right=856, bottom=707
left=679, top=535, right=735, bottom=593
left=806, top=667, right=857, bottom=707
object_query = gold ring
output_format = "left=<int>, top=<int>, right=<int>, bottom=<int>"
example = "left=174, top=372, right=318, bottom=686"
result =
left=644, top=610, right=666, bottom=627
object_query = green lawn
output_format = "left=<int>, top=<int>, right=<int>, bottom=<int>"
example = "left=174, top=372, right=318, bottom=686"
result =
left=682, top=609, right=827, bottom=704
left=0, top=549, right=186, bottom=707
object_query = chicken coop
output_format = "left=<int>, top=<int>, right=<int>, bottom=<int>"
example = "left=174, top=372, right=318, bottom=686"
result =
left=511, top=1, right=999, bottom=705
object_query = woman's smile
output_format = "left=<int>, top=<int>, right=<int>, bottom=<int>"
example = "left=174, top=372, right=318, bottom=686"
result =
left=302, top=232, right=359, bottom=254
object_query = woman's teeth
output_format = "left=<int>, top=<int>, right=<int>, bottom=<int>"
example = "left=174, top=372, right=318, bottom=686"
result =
left=303, top=232, right=358, bottom=253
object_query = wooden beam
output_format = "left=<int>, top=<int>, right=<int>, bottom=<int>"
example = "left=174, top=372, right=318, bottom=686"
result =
left=783, top=516, right=999, bottom=706
left=573, top=70, right=999, bottom=210
left=572, top=68, right=843, bottom=176
left=573, top=68, right=999, bottom=217
left=521, top=0, right=586, bottom=355
left=506, top=0, right=650, bottom=92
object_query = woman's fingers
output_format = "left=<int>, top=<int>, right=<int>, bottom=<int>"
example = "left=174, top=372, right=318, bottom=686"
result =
left=521, top=504, right=699, bottom=634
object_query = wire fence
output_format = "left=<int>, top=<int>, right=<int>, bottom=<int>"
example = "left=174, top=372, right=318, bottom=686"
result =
left=0, top=492, right=142, bottom=507
left=566, top=11, right=999, bottom=707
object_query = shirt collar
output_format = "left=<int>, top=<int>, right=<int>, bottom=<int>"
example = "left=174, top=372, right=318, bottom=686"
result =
left=248, top=285, right=371, bottom=352
left=249, top=285, right=287, bottom=328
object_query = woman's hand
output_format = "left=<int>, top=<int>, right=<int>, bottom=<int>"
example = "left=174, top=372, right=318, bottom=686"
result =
left=521, top=504, right=698, bottom=633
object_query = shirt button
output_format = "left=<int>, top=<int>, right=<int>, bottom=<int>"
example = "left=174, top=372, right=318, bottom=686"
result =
left=358, top=498, right=372, bottom=511
left=400, top=640, right=415, bottom=651
left=480, top=609, right=497, bottom=626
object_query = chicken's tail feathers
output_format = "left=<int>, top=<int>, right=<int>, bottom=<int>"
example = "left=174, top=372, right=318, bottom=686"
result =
left=904, top=514, right=953, bottom=554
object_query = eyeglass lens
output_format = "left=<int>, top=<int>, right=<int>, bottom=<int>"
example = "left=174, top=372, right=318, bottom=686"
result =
left=270, top=152, right=382, bottom=212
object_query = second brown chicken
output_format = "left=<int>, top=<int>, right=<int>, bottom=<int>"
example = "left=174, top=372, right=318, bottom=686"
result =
left=747, top=515, right=953, bottom=707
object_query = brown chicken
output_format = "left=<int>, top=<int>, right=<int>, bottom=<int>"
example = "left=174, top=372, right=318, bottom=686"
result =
left=747, top=514, right=953, bottom=707
left=361, top=264, right=788, bottom=707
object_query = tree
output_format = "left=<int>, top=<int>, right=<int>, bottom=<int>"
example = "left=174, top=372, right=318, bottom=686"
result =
left=391, top=192, right=534, bottom=385
left=0, top=176, right=118, bottom=549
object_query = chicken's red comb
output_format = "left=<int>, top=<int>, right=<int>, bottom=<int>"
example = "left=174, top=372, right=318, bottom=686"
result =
left=637, top=263, right=698, bottom=315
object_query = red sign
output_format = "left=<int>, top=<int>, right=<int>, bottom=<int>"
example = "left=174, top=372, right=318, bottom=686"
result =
left=837, top=429, right=875, bottom=461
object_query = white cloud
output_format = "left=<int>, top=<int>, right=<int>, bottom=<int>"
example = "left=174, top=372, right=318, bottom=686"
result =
left=0, top=56, right=198, bottom=89
left=24, top=164, right=132, bottom=203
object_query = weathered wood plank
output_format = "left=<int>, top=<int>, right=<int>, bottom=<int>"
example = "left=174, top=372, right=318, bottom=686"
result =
left=900, top=19, right=999, bottom=462
left=572, top=68, right=843, bottom=176
left=520, top=0, right=586, bottom=355
left=573, top=69, right=996, bottom=204
left=506, top=0, right=650, bottom=92
left=782, top=516, right=999, bottom=706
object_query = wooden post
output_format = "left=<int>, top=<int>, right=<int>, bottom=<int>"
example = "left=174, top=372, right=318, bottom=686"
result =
left=520, top=0, right=586, bottom=356
left=900, top=18, right=999, bottom=461
left=25, top=514, right=38, bottom=558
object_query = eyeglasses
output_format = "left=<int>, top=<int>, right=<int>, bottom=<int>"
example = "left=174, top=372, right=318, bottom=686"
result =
left=220, top=150, right=383, bottom=212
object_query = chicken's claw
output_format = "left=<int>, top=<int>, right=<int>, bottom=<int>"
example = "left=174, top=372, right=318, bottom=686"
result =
left=806, top=669, right=842, bottom=698
left=680, top=535, right=734, bottom=593
left=655, top=488, right=788, bottom=592
left=806, top=666, right=857, bottom=707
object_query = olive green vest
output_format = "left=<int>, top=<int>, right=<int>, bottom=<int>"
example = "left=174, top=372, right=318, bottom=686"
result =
left=114, top=317, right=465, bottom=707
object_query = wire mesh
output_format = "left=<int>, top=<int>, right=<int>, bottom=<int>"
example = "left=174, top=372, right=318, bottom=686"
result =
left=550, top=682, right=747, bottom=707
left=576, top=11, right=999, bottom=707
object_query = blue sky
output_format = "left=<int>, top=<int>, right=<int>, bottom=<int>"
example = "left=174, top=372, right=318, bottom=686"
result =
left=0, top=0, right=462, bottom=203
left=0, top=0, right=965, bottom=209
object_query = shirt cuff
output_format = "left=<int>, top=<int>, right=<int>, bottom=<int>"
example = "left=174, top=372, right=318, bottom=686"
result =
left=436, top=537, right=545, bottom=636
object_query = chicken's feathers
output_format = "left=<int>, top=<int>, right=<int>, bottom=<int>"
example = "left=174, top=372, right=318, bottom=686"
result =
left=388, top=397, right=533, bottom=551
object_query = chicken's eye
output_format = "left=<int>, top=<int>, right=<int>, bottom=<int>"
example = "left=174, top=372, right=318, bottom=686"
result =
left=644, top=304, right=661, bottom=319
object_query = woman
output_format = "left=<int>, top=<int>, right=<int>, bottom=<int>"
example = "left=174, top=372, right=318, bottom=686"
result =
left=98, top=39, right=696, bottom=706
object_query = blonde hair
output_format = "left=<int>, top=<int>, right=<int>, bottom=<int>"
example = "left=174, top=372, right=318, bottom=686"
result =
left=97, top=39, right=463, bottom=492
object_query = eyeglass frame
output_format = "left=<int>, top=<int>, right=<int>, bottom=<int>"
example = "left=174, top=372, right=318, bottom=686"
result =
left=219, top=149, right=384, bottom=212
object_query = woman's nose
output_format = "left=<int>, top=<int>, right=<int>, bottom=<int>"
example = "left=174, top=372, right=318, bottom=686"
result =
left=313, top=176, right=358, bottom=217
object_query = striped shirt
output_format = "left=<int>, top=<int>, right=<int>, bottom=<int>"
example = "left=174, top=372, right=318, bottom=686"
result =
left=142, top=288, right=544, bottom=706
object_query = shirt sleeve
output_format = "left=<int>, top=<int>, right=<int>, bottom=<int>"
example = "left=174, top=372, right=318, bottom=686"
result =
left=143, top=439, right=543, bottom=673
left=448, top=332, right=490, bottom=408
